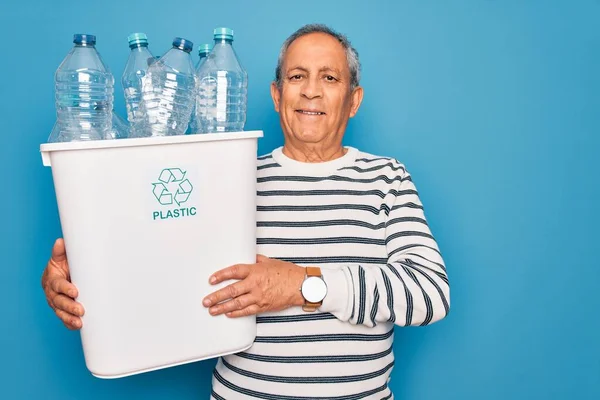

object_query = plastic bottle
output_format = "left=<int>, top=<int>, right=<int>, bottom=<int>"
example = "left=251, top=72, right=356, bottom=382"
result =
left=196, top=44, right=212, bottom=69
left=196, top=28, right=247, bottom=133
left=188, top=44, right=213, bottom=134
left=138, top=37, right=196, bottom=137
left=108, top=111, right=130, bottom=139
left=53, top=34, right=114, bottom=141
left=121, top=33, right=154, bottom=137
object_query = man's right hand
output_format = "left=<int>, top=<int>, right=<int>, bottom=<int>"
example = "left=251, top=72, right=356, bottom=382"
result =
left=41, top=238, right=84, bottom=330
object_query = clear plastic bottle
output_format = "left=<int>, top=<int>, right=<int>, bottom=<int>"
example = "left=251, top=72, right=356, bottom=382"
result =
left=54, top=34, right=114, bottom=141
left=121, top=33, right=154, bottom=137
left=196, top=27, right=247, bottom=133
left=188, top=44, right=213, bottom=134
left=138, top=37, right=196, bottom=137
left=108, top=111, right=130, bottom=139
left=196, top=44, right=212, bottom=69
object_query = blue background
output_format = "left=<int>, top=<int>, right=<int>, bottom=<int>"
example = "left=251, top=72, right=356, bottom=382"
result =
left=1, top=0, right=599, bottom=399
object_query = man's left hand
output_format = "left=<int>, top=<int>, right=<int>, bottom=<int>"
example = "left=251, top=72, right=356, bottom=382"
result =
left=202, top=255, right=306, bottom=318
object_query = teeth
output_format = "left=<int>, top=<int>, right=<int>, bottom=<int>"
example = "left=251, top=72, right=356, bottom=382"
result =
left=299, top=110, right=324, bottom=115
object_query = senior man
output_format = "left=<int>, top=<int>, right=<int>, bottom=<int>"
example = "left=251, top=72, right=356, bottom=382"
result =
left=42, top=24, right=450, bottom=399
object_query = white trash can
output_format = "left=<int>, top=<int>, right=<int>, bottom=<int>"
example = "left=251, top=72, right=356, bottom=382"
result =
left=40, top=131, right=262, bottom=378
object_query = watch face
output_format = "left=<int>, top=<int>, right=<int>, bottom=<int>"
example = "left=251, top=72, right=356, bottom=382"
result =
left=302, top=276, right=328, bottom=303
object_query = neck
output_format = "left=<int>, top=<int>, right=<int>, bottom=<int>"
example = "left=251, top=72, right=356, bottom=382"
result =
left=282, top=142, right=347, bottom=163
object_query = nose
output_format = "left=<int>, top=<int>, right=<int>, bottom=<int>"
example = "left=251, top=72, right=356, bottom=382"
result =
left=300, top=76, right=323, bottom=100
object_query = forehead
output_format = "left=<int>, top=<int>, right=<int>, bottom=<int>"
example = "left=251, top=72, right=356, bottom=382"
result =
left=283, top=32, right=349, bottom=73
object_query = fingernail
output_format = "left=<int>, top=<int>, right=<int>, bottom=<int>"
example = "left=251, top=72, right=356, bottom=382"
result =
left=203, top=298, right=212, bottom=307
left=209, top=307, right=218, bottom=315
left=69, top=290, right=77, bottom=297
left=209, top=276, right=217, bottom=284
left=226, top=312, right=232, bottom=317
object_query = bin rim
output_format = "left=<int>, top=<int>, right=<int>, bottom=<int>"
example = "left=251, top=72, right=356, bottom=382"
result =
left=40, top=131, right=264, bottom=167
left=40, top=130, right=264, bottom=153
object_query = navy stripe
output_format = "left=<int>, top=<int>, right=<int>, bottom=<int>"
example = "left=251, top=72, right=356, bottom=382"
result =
left=386, top=231, right=435, bottom=244
left=387, top=263, right=413, bottom=325
left=386, top=216, right=428, bottom=228
left=404, top=259, right=450, bottom=316
left=257, top=154, right=273, bottom=161
left=210, top=390, right=226, bottom=400
left=222, top=357, right=395, bottom=384
left=389, top=243, right=442, bottom=258
left=257, top=162, right=281, bottom=170
left=235, top=346, right=393, bottom=364
left=258, top=237, right=385, bottom=246
left=391, top=202, right=423, bottom=211
left=254, top=329, right=394, bottom=343
left=258, top=219, right=386, bottom=229
left=355, top=157, right=394, bottom=163
left=257, top=189, right=417, bottom=199
left=257, top=217, right=426, bottom=230
left=381, top=270, right=395, bottom=323
left=371, top=286, right=380, bottom=326
left=357, top=266, right=366, bottom=324
left=382, top=203, right=391, bottom=216
left=402, top=265, right=434, bottom=326
left=405, top=252, right=447, bottom=272
left=281, top=256, right=388, bottom=265
left=380, top=394, right=393, bottom=400
left=213, top=369, right=389, bottom=400
left=257, top=313, right=336, bottom=324
left=404, top=258, right=449, bottom=284
left=257, top=174, right=406, bottom=185
left=257, top=204, right=387, bottom=215
left=338, top=162, right=405, bottom=174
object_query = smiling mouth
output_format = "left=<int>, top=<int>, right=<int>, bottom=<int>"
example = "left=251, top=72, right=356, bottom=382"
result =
left=296, top=109, right=326, bottom=115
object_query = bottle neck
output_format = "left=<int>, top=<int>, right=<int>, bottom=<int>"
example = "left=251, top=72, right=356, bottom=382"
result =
left=172, top=46, right=192, bottom=54
left=129, top=43, right=149, bottom=50
left=214, top=38, right=233, bottom=45
left=129, top=43, right=148, bottom=51
left=75, top=43, right=95, bottom=48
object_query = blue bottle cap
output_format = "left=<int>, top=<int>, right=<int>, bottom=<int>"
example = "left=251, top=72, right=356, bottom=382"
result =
left=127, top=32, right=148, bottom=47
left=73, top=34, right=96, bottom=45
left=198, top=44, right=212, bottom=56
left=213, top=27, right=234, bottom=40
left=172, top=37, right=193, bottom=53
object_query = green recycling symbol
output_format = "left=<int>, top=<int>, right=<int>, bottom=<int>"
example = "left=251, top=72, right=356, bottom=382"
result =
left=152, top=168, right=193, bottom=206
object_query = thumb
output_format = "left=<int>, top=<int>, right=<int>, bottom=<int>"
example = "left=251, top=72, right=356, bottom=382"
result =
left=51, top=238, right=68, bottom=263
left=256, top=254, right=269, bottom=263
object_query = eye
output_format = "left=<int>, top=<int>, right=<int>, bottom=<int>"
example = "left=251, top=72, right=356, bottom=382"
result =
left=289, top=74, right=303, bottom=81
left=324, top=75, right=338, bottom=82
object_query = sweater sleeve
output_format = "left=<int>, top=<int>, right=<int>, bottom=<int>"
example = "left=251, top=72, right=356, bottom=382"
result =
left=319, top=164, right=450, bottom=327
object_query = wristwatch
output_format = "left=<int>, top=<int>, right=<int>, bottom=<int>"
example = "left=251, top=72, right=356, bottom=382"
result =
left=300, top=267, right=328, bottom=312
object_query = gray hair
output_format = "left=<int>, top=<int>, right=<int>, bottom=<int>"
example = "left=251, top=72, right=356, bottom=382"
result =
left=275, top=24, right=361, bottom=90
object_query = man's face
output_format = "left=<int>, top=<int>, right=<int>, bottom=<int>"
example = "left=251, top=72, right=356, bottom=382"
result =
left=271, top=32, right=363, bottom=147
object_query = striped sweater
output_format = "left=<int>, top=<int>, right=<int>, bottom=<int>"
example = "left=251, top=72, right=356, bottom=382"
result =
left=210, top=146, right=450, bottom=399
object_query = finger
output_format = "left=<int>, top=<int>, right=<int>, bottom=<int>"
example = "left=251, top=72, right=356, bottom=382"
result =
left=208, top=294, right=255, bottom=316
left=256, top=254, right=269, bottom=263
left=51, top=238, right=67, bottom=263
left=52, top=294, right=85, bottom=317
left=226, top=304, right=261, bottom=318
left=203, top=281, right=251, bottom=308
left=209, top=263, right=251, bottom=285
left=55, top=308, right=82, bottom=330
left=50, top=277, right=78, bottom=298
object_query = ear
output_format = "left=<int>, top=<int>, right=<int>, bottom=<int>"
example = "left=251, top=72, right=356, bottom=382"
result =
left=349, top=86, right=364, bottom=118
left=270, top=81, right=281, bottom=113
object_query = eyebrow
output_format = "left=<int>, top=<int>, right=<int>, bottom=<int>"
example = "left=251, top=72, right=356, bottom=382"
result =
left=287, top=65, right=342, bottom=75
